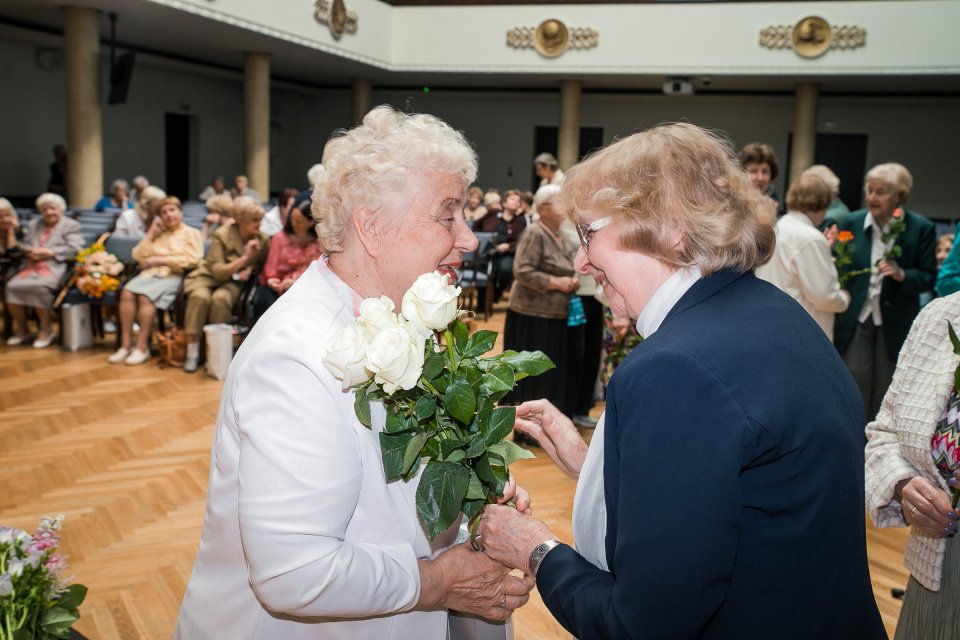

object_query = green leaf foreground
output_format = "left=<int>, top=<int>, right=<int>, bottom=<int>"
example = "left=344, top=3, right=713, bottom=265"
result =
left=357, top=319, right=555, bottom=538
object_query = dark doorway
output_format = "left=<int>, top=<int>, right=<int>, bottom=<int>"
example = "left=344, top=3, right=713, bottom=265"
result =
left=165, top=113, right=191, bottom=201
left=532, top=127, right=604, bottom=191
left=786, top=133, right=869, bottom=211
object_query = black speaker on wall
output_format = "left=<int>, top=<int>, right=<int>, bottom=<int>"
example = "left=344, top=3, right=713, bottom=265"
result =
left=108, top=50, right=136, bottom=105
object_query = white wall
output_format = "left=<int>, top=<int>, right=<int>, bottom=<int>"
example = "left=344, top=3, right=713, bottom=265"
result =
left=2, top=33, right=956, bottom=220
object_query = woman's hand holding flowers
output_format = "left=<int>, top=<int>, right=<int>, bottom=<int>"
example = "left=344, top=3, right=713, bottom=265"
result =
left=897, top=472, right=960, bottom=538
left=477, top=505, right=557, bottom=576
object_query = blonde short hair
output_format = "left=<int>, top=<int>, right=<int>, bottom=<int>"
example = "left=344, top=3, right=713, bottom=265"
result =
left=801, top=165, right=840, bottom=196
left=560, top=122, right=776, bottom=275
left=36, top=192, right=67, bottom=212
left=786, top=173, right=832, bottom=214
left=205, top=193, right=234, bottom=216
left=232, top=195, right=264, bottom=225
left=866, top=163, right=913, bottom=204
left=313, top=105, right=477, bottom=255
left=137, top=186, right=167, bottom=221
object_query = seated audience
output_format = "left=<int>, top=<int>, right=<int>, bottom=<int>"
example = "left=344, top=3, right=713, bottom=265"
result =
left=115, top=185, right=166, bottom=238
left=260, top=187, right=299, bottom=237
left=181, top=196, right=269, bottom=372
left=0, top=197, right=24, bottom=280
left=520, top=190, right=535, bottom=226
left=463, top=186, right=487, bottom=223
left=865, top=292, right=960, bottom=640
left=937, top=232, right=960, bottom=297
left=251, top=200, right=321, bottom=323
left=738, top=142, right=783, bottom=215
left=94, top=178, right=134, bottom=211
left=478, top=189, right=526, bottom=301
left=756, top=172, right=850, bottom=340
left=231, top=174, right=262, bottom=203
left=201, top=193, right=234, bottom=241
left=483, top=190, right=502, bottom=217
left=130, top=175, right=150, bottom=203
left=198, top=176, right=227, bottom=201
left=107, top=197, right=203, bottom=366
left=5, top=193, right=83, bottom=348
left=534, top=152, right=564, bottom=186
left=834, top=162, right=936, bottom=420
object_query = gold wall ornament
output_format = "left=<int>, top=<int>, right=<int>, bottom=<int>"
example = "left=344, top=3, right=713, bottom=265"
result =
left=314, top=0, right=357, bottom=40
left=507, top=19, right=597, bottom=58
left=759, top=17, right=866, bottom=57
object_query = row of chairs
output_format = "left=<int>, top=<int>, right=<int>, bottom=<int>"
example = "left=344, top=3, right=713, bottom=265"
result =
left=457, top=231, right=495, bottom=321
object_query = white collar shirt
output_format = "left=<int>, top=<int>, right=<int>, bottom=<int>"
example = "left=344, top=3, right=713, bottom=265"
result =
left=858, top=212, right=887, bottom=325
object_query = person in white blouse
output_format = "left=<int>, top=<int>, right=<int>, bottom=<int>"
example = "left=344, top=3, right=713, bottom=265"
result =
left=175, top=106, right=533, bottom=639
left=755, top=172, right=850, bottom=340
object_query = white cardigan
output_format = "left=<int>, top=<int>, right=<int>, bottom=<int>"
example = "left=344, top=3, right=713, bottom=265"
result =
left=175, top=261, right=457, bottom=638
left=865, top=293, right=960, bottom=591
left=755, top=212, right=850, bottom=340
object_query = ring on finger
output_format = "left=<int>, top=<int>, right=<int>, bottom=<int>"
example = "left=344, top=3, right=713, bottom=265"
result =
left=498, top=595, right=506, bottom=609
left=912, top=505, right=919, bottom=514
left=471, top=533, right=484, bottom=552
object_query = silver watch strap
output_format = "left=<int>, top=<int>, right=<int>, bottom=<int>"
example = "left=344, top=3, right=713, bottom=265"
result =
left=529, top=539, right=562, bottom=577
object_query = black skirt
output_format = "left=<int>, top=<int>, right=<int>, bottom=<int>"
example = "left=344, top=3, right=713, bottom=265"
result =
left=502, top=308, right=583, bottom=417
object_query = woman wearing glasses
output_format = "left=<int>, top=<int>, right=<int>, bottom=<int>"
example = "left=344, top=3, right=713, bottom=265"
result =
left=476, top=124, right=887, bottom=638
left=502, top=183, right=580, bottom=440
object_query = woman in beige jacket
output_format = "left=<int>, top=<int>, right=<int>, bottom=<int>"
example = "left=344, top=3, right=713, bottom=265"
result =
left=865, top=291, right=960, bottom=639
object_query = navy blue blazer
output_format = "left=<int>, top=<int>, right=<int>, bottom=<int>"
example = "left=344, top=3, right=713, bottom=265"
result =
left=537, top=270, right=886, bottom=639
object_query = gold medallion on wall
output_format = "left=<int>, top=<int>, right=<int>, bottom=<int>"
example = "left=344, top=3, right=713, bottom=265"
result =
left=760, top=16, right=865, bottom=58
left=507, top=19, right=597, bottom=58
left=314, top=0, right=358, bottom=39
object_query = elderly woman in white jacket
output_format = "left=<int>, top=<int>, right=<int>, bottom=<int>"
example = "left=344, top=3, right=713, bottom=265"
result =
left=175, top=106, right=533, bottom=639
left=755, top=172, right=850, bottom=340
left=865, top=291, right=960, bottom=639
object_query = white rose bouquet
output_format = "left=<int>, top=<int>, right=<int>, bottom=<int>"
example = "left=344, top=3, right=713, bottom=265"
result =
left=323, top=272, right=555, bottom=538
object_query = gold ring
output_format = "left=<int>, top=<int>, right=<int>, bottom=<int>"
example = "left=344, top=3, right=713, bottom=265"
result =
left=911, top=505, right=918, bottom=514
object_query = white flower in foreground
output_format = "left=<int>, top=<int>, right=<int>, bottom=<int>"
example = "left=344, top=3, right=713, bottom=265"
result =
left=0, top=573, right=12, bottom=597
left=357, top=296, right=401, bottom=342
left=322, top=324, right=373, bottom=390
left=402, top=271, right=462, bottom=335
left=365, top=321, right=426, bottom=394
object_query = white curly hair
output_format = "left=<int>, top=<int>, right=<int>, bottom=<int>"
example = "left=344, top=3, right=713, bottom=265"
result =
left=312, top=105, right=477, bottom=255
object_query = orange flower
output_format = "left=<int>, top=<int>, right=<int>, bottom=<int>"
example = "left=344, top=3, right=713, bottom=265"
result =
left=837, top=230, right=854, bottom=243
left=893, top=207, right=903, bottom=219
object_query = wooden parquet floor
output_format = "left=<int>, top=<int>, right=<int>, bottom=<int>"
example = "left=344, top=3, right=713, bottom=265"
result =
left=0, top=311, right=909, bottom=639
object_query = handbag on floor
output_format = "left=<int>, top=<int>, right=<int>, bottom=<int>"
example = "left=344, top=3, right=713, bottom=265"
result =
left=155, top=327, right=187, bottom=369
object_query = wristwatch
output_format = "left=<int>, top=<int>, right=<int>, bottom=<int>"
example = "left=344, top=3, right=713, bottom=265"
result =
left=528, top=539, right=562, bottom=577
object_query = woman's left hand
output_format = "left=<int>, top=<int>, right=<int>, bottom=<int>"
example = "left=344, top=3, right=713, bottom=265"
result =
left=498, top=473, right=532, bottom=515
left=477, top=504, right=556, bottom=574
left=899, top=475, right=958, bottom=538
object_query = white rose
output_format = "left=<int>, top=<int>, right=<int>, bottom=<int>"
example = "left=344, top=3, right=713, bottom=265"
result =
left=322, top=324, right=372, bottom=390
left=357, top=296, right=401, bottom=342
left=401, top=272, right=462, bottom=334
left=365, top=321, right=426, bottom=395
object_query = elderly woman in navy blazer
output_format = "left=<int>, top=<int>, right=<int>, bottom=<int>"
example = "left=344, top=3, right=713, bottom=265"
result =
left=477, top=123, right=887, bottom=639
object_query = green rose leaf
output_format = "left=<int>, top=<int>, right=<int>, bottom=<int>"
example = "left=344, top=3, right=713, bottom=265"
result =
left=40, top=607, right=79, bottom=636
left=463, top=330, right=498, bottom=358
left=56, top=584, right=88, bottom=611
left=402, top=432, right=429, bottom=475
left=380, top=432, right=415, bottom=480
left=462, top=498, right=485, bottom=520
left=460, top=360, right=482, bottom=386
left=464, top=433, right=487, bottom=458
left=422, top=351, right=446, bottom=380
left=385, top=408, right=412, bottom=434
left=466, top=470, right=486, bottom=500
left=444, top=382, right=477, bottom=425
left=445, top=449, right=466, bottom=463
left=354, top=382, right=375, bottom=427
left=452, top=319, right=470, bottom=355
left=415, top=395, right=437, bottom=421
left=488, top=439, right=536, bottom=467
left=481, top=362, right=515, bottom=395
left=474, top=453, right=509, bottom=496
left=501, top=350, right=556, bottom=380
left=416, top=461, right=470, bottom=539
left=485, top=406, right=516, bottom=445
left=439, top=438, right=468, bottom=459
left=469, top=400, right=493, bottom=435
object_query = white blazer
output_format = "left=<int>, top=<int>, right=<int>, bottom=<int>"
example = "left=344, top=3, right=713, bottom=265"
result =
left=175, top=260, right=458, bottom=639
left=755, top=212, right=850, bottom=340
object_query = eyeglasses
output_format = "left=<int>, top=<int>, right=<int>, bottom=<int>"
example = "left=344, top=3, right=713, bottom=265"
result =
left=575, top=217, right=612, bottom=251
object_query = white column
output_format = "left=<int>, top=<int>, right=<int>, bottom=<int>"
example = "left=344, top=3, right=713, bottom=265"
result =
left=789, top=83, right=820, bottom=183
left=63, top=6, right=103, bottom=207
left=244, top=52, right=271, bottom=200
left=557, top=80, right=582, bottom=171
